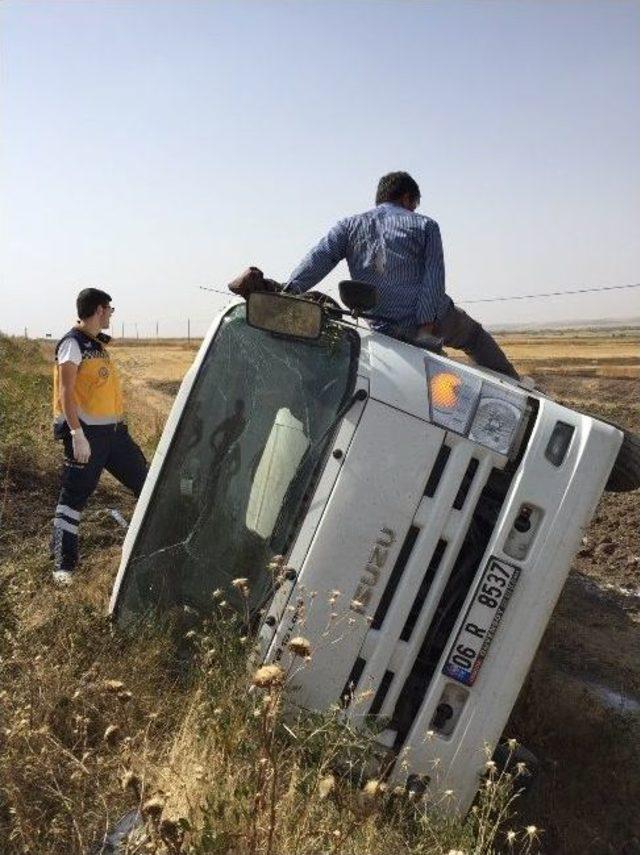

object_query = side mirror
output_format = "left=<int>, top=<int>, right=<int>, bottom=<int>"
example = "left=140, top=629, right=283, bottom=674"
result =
left=339, top=280, right=378, bottom=316
left=247, top=292, right=323, bottom=340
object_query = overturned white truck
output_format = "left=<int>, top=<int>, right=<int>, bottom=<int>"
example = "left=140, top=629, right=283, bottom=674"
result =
left=110, top=285, right=637, bottom=813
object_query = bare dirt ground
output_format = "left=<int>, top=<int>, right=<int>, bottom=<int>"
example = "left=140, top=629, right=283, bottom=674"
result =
left=495, top=330, right=640, bottom=855
left=36, top=330, right=640, bottom=853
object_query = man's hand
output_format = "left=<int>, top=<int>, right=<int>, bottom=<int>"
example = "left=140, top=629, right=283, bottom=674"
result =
left=228, top=267, right=282, bottom=299
left=304, top=291, right=342, bottom=310
left=71, top=428, right=91, bottom=464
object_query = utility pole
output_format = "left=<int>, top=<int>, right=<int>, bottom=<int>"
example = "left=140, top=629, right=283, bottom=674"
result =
left=187, top=318, right=191, bottom=344
left=121, top=321, right=124, bottom=339
left=155, top=320, right=159, bottom=340
left=135, top=323, right=139, bottom=340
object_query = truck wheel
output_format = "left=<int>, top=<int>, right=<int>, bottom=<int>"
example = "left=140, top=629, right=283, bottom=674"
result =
left=492, top=742, right=539, bottom=793
left=605, top=430, right=640, bottom=493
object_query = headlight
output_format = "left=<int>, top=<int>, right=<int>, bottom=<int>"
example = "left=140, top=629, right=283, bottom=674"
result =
left=425, top=357, right=526, bottom=456
left=469, top=396, right=524, bottom=455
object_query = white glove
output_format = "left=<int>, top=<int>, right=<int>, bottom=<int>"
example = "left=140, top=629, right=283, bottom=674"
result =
left=71, top=428, right=91, bottom=463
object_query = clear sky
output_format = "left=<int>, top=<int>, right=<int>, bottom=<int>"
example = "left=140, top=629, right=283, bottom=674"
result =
left=2, top=0, right=639, bottom=338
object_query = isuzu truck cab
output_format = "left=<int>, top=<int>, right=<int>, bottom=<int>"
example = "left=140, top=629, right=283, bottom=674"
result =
left=110, top=287, right=635, bottom=813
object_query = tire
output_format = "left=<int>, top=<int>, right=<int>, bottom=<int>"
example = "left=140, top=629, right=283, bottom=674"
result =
left=605, top=429, right=640, bottom=493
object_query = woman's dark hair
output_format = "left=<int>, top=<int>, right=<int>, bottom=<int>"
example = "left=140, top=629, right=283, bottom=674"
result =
left=375, top=171, right=421, bottom=205
left=76, top=288, right=112, bottom=319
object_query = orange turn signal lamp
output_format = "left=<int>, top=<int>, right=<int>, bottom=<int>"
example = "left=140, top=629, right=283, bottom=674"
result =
left=429, top=371, right=462, bottom=409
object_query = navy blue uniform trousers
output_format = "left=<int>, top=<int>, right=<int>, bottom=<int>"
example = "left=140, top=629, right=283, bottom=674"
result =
left=52, top=422, right=147, bottom=571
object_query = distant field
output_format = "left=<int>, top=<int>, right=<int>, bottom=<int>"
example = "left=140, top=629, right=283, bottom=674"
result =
left=495, top=329, right=640, bottom=378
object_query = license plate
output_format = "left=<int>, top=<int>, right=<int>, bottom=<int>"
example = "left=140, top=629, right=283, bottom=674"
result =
left=443, top=556, right=520, bottom=686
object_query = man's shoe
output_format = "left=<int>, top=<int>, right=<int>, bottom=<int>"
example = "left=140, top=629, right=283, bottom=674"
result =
left=53, top=569, right=74, bottom=587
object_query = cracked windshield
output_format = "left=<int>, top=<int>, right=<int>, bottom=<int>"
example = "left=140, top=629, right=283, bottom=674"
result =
left=116, top=305, right=357, bottom=621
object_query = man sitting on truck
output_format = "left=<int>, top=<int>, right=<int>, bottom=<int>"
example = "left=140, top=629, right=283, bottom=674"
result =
left=285, top=171, right=518, bottom=379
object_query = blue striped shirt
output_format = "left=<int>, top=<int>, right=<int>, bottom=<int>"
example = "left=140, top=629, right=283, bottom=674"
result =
left=286, top=202, right=452, bottom=329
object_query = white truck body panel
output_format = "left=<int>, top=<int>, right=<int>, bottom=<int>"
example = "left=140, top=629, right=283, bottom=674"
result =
left=111, top=303, right=623, bottom=814
left=262, top=399, right=447, bottom=703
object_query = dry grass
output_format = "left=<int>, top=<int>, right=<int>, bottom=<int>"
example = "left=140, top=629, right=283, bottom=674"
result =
left=0, top=333, right=544, bottom=854
left=126, top=611, right=540, bottom=855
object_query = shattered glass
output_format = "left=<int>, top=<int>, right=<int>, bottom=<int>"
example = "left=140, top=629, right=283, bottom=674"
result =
left=115, top=305, right=357, bottom=622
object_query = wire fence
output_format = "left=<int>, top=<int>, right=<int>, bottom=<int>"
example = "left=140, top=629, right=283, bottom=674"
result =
left=31, top=315, right=224, bottom=342
left=113, top=317, right=215, bottom=341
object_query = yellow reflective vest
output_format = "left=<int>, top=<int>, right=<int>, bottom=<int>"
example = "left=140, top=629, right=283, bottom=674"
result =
left=53, top=328, right=124, bottom=426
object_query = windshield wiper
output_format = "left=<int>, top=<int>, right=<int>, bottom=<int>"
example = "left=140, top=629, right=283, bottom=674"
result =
left=305, top=387, right=368, bottom=459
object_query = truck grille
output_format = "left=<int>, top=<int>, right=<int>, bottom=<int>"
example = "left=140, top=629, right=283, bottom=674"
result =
left=391, top=470, right=508, bottom=746
left=342, top=434, right=519, bottom=750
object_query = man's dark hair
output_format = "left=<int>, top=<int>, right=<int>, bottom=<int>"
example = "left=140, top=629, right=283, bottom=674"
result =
left=76, top=288, right=112, bottom=319
left=375, top=171, right=421, bottom=206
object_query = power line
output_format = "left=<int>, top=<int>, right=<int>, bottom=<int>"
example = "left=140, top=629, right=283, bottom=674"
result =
left=460, top=282, right=640, bottom=305
left=107, top=281, right=639, bottom=335
left=198, top=285, right=231, bottom=296
left=199, top=281, right=640, bottom=304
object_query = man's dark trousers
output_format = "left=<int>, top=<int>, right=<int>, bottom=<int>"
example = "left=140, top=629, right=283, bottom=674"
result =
left=52, top=423, right=147, bottom=572
left=433, top=304, right=518, bottom=378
